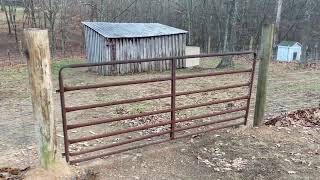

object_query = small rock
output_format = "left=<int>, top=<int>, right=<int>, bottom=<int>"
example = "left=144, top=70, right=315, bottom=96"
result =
left=288, top=171, right=296, bottom=174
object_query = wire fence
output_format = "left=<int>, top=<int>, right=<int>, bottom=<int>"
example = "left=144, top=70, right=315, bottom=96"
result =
left=0, top=49, right=85, bottom=66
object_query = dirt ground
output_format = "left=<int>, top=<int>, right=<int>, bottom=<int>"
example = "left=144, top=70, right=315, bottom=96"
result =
left=1, top=56, right=320, bottom=179
left=85, top=126, right=320, bottom=180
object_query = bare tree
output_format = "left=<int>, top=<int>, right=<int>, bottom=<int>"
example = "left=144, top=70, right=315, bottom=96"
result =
left=217, top=0, right=237, bottom=68
left=301, top=0, right=313, bottom=64
left=274, top=0, right=283, bottom=46
left=2, top=2, right=12, bottom=35
left=41, top=0, right=61, bottom=56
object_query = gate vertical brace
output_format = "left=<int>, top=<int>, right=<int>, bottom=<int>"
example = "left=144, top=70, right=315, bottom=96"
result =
left=170, top=59, right=176, bottom=139
left=59, top=70, right=70, bottom=162
left=244, top=53, right=257, bottom=125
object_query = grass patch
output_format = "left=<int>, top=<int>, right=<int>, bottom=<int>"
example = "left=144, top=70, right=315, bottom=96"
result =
left=51, top=58, right=84, bottom=77
left=271, top=82, right=320, bottom=94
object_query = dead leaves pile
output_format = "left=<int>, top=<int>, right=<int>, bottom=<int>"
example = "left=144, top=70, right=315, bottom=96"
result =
left=0, top=167, right=29, bottom=180
left=265, top=108, right=320, bottom=127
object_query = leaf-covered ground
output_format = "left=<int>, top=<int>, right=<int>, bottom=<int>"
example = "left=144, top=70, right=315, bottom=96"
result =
left=266, top=108, right=320, bottom=127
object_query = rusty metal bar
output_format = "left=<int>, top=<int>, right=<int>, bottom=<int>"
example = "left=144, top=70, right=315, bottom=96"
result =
left=65, top=93, right=172, bottom=112
left=59, top=51, right=254, bottom=69
left=69, top=107, right=245, bottom=144
left=69, top=117, right=245, bottom=164
left=176, top=107, right=246, bottom=123
left=58, top=70, right=70, bottom=162
left=69, top=130, right=171, bottom=156
left=176, top=82, right=250, bottom=96
left=69, top=138, right=171, bottom=164
left=59, top=77, right=171, bottom=92
left=65, top=83, right=249, bottom=112
left=175, top=69, right=252, bottom=80
left=69, top=121, right=171, bottom=144
left=170, top=59, right=177, bottom=139
left=176, top=96, right=248, bottom=111
left=175, top=121, right=245, bottom=140
left=175, top=115, right=245, bottom=132
left=244, top=53, right=257, bottom=125
left=70, top=115, right=245, bottom=157
left=59, top=69, right=250, bottom=93
left=67, top=108, right=172, bottom=129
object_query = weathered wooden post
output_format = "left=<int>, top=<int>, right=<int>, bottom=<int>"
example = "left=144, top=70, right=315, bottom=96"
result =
left=24, top=29, right=57, bottom=169
left=253, top=24, right=274, bottom=126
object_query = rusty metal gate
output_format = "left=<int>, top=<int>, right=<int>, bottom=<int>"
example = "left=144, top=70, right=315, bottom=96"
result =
left=57, top=51, right=256, bottom=164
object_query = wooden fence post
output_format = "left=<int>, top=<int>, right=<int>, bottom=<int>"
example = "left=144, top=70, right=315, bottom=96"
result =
left=24, top=29, right=57, bottom=169
left=253, top=24, right=274, bottom=126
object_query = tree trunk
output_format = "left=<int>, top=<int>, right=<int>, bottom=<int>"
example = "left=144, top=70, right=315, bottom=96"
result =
left=217, top=0, right=237, bottom=68
left=3, top=5, right=12, bottom=35
left=274, top=0, right=283, bottom=46
left=300, top=1, right=312, bottom=64
left=30, top=0, right=37, bottom=27
left=187, top=0, right=193, bottom=45
left=0, top=0, right=5, bottom=11
left=249, top=36, right=254, bottom=51
left=208, top=35, right=211, bottom=53
left=60, top=0, right=67, bottom=56
left=8, top=4, right=18, bottom=44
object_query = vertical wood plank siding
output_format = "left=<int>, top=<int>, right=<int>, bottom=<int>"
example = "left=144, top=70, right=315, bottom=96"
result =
left=84, top=26, right=186, bottom=75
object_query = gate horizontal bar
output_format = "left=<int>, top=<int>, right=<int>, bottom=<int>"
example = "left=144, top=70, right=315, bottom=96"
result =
left=176, top=107, right=246, bottom=123
left=176, top=82, right=250, bottom=96
left=59, top=69, right=251, bottom=93
left=69, top=118, right=245, bottom=164
left=69, top=115, right=244, bottom=157
left=175, top=121, right=245, bottom=140
left=69, top=120, right=171, bottom=144
left=69, top=138, right=171, bottom=164
left=66, top=93, right=172, bottom=112
left=68, top=106, right=245, bottom=144
left=176, top=69, right=252, bottom=80
left=66, top=83, right=250, bottom=112
left=67, top=108, right=172, bottom=129
left=60, top=77, right=171, bottom=92
left=176, top=96, right=248, bottom=111
left=70, top=130, right=171, bottom=156
left=61, top=51, right=255, bottom=69
left=175, top=115, right=245, bottom=133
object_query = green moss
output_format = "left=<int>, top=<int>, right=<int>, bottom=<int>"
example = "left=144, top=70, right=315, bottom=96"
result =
left=40, top=138, right=56, bottom=169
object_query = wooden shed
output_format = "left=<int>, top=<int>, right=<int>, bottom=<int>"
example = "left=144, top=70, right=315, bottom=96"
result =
left=276, top=41, right=302, bottom=62
left=82, top=22, right=188, bottom=75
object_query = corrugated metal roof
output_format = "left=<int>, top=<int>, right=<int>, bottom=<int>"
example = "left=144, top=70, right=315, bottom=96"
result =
left=278, top=41, right=301, bottom=47
left=82, top=22, right=187, bottom=38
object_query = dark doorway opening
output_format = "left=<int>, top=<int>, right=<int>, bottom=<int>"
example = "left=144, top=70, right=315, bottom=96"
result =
left=293, top=52, right=297, bottom=60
